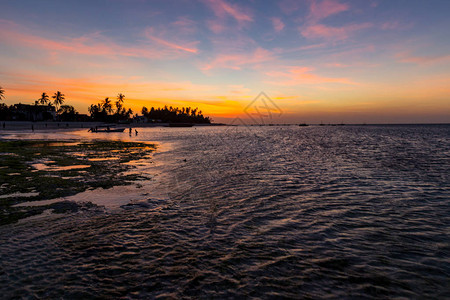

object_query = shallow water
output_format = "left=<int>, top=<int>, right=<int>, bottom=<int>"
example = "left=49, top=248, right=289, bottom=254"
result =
left=0, top=125, right=449, bottom=298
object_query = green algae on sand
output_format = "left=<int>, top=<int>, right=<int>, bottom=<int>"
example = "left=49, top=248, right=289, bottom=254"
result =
left=0, top=140, right=156, bottom=225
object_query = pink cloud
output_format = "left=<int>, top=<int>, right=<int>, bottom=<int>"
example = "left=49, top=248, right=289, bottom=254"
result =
left=273, top=43, right=328, bottom=55
left=0, top=20, right=200, bottom=60
left=279, top=0, right=304, bottom=15
left=171, top=17, right=197, bottom=34
left=380, top=21, right=413, bottom=31
left=396, top=52, right=450, bottom=65
left=144, top=28, right=199, bottom=54
left=325, top=62, right=350, bottom=68
left=202, top=47, right=275, bottom=71
left=271, top=18, right=285, bottom=33
left=202, top=0, right=252, bottom=26
left=308, top=0, right=349, bottom=22
left=172, top=16, right=196, bottom=28
left=300, top=23, right=372, bottom=40
left=299, top=1, right=372, bottom=42
left=0, top=23, right=187, bottom=60
left=265, top=66, right=355, bottom=85
left=206, top=19, right=227, bottom=34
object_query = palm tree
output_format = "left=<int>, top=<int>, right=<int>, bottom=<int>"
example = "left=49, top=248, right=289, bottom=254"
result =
left=38, top=92, right=50, bottom=105
left=0, top=86, right=5, bottom=101
left=125, top=108, right=133, bottom=119
left=116, top=93, right=125, bottom=114
left=101, top=97, right=113, bottom=114
left=88, top=104, right=100, bottom=116
left=52, top=91, right=65, bottom=111
left=117, top=93, right=125, bottom=104
left=58, top=105, right=76, bottom=115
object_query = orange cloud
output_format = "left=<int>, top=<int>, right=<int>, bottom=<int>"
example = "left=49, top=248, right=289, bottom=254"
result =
left=228, top=85, right=252, bottom=94
left=396, top=52, right=450, bottom=65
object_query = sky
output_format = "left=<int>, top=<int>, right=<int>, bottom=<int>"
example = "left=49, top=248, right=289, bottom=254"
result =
left=0, top=0, right=449, bottom=123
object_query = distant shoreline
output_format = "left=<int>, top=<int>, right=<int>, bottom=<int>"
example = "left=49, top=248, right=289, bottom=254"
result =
left=0, top=120, right=448, bottom=132
left=0, top=121, right=226, bottom=131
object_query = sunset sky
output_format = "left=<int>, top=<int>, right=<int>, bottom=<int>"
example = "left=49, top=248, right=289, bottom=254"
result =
left=1, top=0, right=449, bottom=123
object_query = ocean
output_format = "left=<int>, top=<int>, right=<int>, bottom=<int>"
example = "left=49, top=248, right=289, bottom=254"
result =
left=0, top=124, right=449, bottom=298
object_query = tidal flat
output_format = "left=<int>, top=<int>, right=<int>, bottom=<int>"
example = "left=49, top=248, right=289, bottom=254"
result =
left=0, top=140, right=156, bottom=225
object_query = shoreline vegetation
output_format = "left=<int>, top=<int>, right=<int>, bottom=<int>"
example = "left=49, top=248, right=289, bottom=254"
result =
left=0, top=139, right=156, bottom=225
left=0, top=87, right=212, bottom=124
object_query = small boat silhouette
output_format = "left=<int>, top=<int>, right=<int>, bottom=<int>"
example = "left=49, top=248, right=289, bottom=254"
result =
left=88, top=125, right=125, bottom=133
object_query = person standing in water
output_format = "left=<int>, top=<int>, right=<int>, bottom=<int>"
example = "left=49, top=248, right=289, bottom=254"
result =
left=135, top=129, right=138, bottom=136
left=129, top=127, right=132, bottom=135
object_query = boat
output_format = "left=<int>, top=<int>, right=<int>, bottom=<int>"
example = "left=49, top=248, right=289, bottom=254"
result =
left=88, top=125, right=125, bottom=133
left=95, top=128, right=125, bottom=132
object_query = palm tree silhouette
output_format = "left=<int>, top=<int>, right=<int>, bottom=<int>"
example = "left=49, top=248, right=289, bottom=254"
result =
left=116, top=93, right=125, bottom=114
left=0, top=86, right=5, bottom=101
left=101, top=97, right=113, bottom=114
left=38, top=92, right=50, bottom=105
left=52, top=91, right=65, bottom=111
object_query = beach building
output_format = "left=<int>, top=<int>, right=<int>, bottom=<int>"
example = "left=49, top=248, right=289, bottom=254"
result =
left=10, top=104, right=56, bottom=121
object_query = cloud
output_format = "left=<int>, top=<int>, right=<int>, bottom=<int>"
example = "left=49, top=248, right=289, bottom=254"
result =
left=228, top=85, right=252, bottom=94
left=380, top=21, right=413, bottom=31
left=144, top=28, right=199, bottom=54
left=325, top=62, right=350, bottom=68
left=396, top=52, right=450, bottom=65
left=0, top=19, right=200, bottom=63
left=206, top=19, right=227, bottom=34
left=279, top=0, right=304, bottom=15
left=271, top=18, right=285, bottom=33
left=202, top=0, right=252, bottom=33
left=265, top=66, right=355, bottom=85
left=171, top=16, right=198, bottom=35
left=0, top=29, right=153, bottom=58
left=203, top=0, right=253, bottom=25
left=0, top=22, right=194, bottom=60
left=308, top=0, right=349, bottom=22
left=299, top=0, right=371, bottom=42
left=202, top=47, right=275, bottom=71
left=300, top=23, right=372, bottom=41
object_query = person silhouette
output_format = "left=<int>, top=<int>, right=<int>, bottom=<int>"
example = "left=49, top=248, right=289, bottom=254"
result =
left=135, top=129, right=138, bottom=136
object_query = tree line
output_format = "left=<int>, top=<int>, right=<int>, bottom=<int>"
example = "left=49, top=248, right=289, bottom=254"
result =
left=0, top=88, right=81, bottom=121
left=141, top=106, right=211, bottom=123
left=0, top=86, right=211, bottom=123
left=88, top=93, right=134, bottom=123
